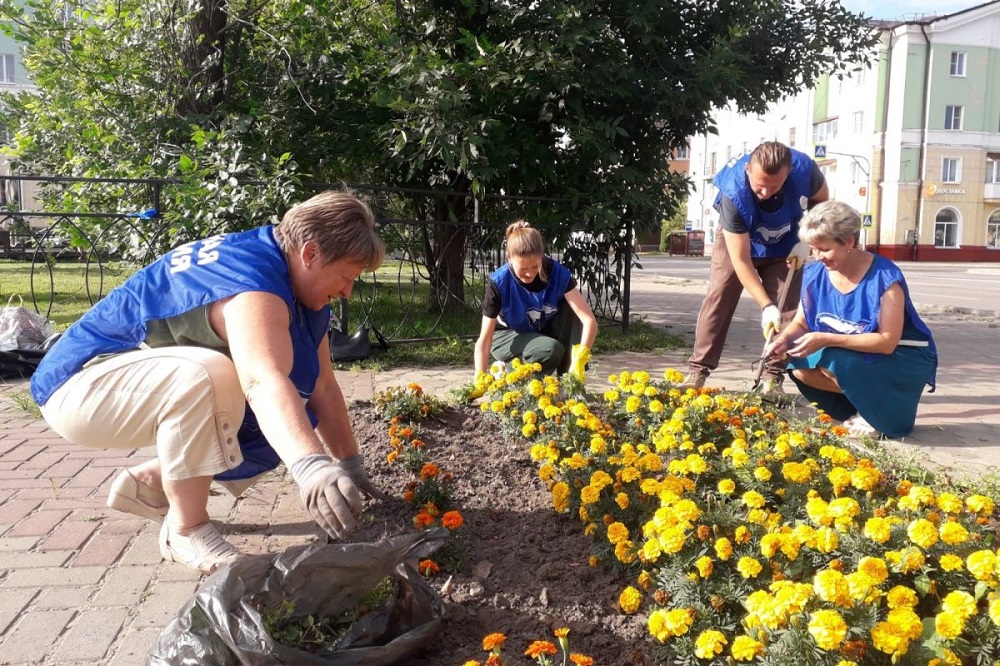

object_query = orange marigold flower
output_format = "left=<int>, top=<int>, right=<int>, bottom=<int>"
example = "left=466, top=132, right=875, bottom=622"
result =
left=424, top=502, right=440, bottom=516
left=419, top=462, right=440, bottom=480
left=402, top=490, right=414, bottom=502
left=386, top=451, right=398, bottom=464
left=570, top=655, right=594, bottom=666
left=554, top=627, right=570, bottom=638
left=485, top=656, right=502, bottom=666
left=525, top=641, right=558, bottom=658
left=418, top=559, right=439, bottom=576
left=414, top=511, right=435, bottom=528
left=442, top=510, right=464, bottom=530
left=482, top=632, right=506, bottom=651
left=411, top=438, right=425, bottom=449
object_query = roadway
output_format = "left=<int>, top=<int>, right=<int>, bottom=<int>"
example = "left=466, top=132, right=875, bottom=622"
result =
left=634, top=253, right=1000, bottom=315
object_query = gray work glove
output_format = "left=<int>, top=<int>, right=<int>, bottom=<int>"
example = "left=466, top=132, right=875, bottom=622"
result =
left=289, top=454, right=362, bottom=539
left=334, top=453, right=390, bottom=501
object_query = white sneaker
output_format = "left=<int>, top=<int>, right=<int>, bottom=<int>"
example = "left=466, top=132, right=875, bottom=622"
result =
left=844, top=415, right=879, bottom=438
left=159, top=521, right=241, bottom=574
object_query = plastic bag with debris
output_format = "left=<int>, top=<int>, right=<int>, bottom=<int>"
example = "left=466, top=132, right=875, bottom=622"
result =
left=148, top=529, right=448, bottom=666
left=0, top=295, right=57, bottom=352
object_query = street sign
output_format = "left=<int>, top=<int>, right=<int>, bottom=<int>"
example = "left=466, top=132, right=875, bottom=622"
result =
left=862, top=213, right=873, bottom=228
left=814, top=145, right=827, bottom=159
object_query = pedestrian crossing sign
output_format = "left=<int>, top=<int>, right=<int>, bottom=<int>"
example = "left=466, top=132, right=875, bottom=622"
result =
left=814, top=145, right=827, bottom=159
left=862, top=213, right=873, bottom=227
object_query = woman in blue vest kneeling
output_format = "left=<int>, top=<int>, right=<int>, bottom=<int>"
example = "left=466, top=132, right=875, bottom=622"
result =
left=764, top=201, right=937, bottom=438
left=474, top=221, right=598, bottom=383
left=31, top=191, right=387, bottom=573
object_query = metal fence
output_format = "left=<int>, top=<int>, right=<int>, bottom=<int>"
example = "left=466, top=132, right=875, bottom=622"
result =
left=0, top=176, right=634, bottom=341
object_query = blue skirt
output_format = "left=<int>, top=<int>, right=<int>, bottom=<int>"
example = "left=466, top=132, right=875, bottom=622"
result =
left=788, top=345, right=937, bottom=438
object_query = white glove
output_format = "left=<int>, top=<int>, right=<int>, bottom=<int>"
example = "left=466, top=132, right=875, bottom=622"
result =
left=787, top=241, right=812, bottom=267
left=290, top=454, right=362, bottom=539
left=761, top=304, right=782, bottom=339
left=334, top=453, right=389, bottom=501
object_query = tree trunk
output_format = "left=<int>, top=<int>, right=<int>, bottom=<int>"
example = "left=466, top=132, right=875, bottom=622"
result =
left=425, top=185, right=470, bottom=312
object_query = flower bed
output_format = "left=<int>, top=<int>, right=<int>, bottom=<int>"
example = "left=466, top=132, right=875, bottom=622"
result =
left=473, top=361, right=1000, bottom=665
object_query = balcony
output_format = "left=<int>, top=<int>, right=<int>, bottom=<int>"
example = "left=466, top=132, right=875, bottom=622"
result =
left=986, top=182, right=1000, bottom=200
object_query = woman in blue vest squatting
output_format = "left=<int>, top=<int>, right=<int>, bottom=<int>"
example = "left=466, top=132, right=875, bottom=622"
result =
left=681, top=141, right=827, bottom=399
left=763, top=201, right=937, bottom=438
left=474, top=221, right=598, bottom=383
left=31, top=191, right=387, bottom=573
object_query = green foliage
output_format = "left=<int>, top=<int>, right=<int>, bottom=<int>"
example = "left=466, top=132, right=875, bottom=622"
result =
left=373, top=383, right=446, bottom=422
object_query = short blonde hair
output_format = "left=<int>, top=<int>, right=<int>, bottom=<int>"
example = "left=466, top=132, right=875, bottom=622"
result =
left=798, top=200, right=861, bottom=246
left=274, top=191, right=385, bottom=269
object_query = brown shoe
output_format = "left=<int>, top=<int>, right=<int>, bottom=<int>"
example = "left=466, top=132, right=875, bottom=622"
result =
left=677, top=372, right=708, bottom=390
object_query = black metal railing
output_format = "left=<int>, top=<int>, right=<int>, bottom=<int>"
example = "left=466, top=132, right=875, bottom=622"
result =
left=0, top=176, right=634, bottom=341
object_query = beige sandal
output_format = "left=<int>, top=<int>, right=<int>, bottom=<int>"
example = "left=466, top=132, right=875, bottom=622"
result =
left=107, top=469, right=169, bottom=522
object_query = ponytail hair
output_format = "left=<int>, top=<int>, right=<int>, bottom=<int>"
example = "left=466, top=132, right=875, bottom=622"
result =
left=505, top=220, right=548, bottom=282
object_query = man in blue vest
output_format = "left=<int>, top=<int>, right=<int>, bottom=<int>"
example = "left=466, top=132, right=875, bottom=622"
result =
left=32, top=191, right=387, bottom=574
left=680, top=141, right=828, bottom=397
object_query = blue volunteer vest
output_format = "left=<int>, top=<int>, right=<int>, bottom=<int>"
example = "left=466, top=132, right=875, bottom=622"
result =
left=491, top=260, right=572, bottom=332
left=800, top=255, right=937, bottom=389
left=31, top=226, right=330, bottom=480
left=713, top=149, right=815, bottom=258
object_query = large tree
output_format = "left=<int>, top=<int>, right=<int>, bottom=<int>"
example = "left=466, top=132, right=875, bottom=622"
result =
left=0, top=0, right=877, bottom=306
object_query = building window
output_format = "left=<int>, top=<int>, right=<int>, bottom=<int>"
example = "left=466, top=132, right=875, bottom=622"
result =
left=853, top=111, right=864, bottom=134
left=988, top=210, right=1000, bottom=249
left=945, top=105, right=963, bottom=130
left=675, top=145, right=689, bottom=159
left=934, top=209, right=959, bottom=248
left=813, top=118, right=838, bottom=144
left=726, top=145, right=732, bottom=161
left=850, top=161, right=864, bottom=185
left=950, top=51, right=967, bottom=77
left=0, top=55, right=13, bottom=84
left=987, top=157, right=1000, bottom=183
left=941, top=157, right=961, bottom=183
left=709, top=152, right=717, bottom=175
left=787, top=127, right=796, bottom=147
left=856, top=68, right=866, bottom=86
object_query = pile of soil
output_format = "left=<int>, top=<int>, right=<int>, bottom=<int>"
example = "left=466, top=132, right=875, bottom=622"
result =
left=349, top=401, right=656, bottom=665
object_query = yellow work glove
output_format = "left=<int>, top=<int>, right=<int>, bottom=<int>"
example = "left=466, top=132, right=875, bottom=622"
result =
left=568, top=344, right=591, bottom=383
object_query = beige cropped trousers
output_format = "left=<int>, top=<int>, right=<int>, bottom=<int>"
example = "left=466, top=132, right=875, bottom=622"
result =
left=40, top=346, right=247, bottom=481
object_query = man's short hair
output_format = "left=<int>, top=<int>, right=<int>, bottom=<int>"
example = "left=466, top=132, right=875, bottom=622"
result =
left=749, top=141, right=793, bottom=175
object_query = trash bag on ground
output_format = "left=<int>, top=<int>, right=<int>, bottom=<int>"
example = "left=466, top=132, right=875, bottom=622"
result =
left=148, top=529, right=448, bottom=666
left=0, top=296, right=59, bottom=379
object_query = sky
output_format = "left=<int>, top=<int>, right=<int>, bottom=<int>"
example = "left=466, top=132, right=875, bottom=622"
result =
left=840, top=0, right=985, bottom=20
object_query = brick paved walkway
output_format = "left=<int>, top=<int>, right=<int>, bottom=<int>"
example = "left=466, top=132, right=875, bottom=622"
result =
left=1, top=267, right=997, bottom=665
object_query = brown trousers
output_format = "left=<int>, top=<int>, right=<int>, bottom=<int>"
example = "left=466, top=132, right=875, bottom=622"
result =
left=688, top=228, right=802, bottom=379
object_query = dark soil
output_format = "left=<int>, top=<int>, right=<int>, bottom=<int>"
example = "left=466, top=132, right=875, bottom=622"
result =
left=349, top=401, right=657, bottom=665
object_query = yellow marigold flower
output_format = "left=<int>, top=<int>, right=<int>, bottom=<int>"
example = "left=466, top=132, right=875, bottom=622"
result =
left=730, top=449, right=750, bottom=467
left=807, top=609, right=847, bottom=650
left=715, top=537, right=733, bottom=560
left=718, top=478, right=736, bottom=495
left=886, top=585, right=918, bottom=609
left=579, top=485, right=600, bottom=506
left=482, top=632, right=506, bottom=651
left=615, top=540, right=636, bottom=564
left=589, top=435, right=607, bottom=455
left=935, top=492, right=963, bottom=513
left=742, top=491, right=765, bottom=509
left=850, top=466, right=883, bottom=491
left=835, top=662, right=857, bottom=666
left=641, top=538, right=662, bottom=563
left=737, top=556, right=763, bottom=579
left=828, top=467, right=851, bottom=494
left=939, top=553, right=964, bottom=571
left=588, top=555, right=598, bottom=567
left=966, top=493, right=995, bottom=514
left=735, top=525, right=751, bottom=544
left=813, top=527, right=840, bottom=553
left=647, top=608, right=694, bottom=641
left=696, top=555, right=714, bottom=578
left=858, top=556, right=889, bottom=584
left=620, top=466, right=642, bottom=483
left=579, top=506, right=590, bottom=523
left=813, top=569, right=851, bottom=607
left=939, top=521, right=969, bottom=546
left=649, top=399, right=664, bottom=413
left=828, top=497, right=861, bottom=520
left=888, top=607, right=923, bottom=640
left=521, top=423, right=537, bottom=438
left=664, top=368, right=685, bottom=384
left=942, top=590, right=977, bottom=620
left=896, top=546, right=925, bottom=573
left=552, top=482, right=570, bottom=513
left=607, top=522, right=629, bottom=545
left=966, top=549, right=997, bottom=581
left=806, top=497, right=831, bottom=526
left=907, top=485, right=936, bottom=506
left=694, top=630, right=727, bottom=659
left=907, top=518, right=939, bottom=549
left=615, top=492, right=630, bottom=510
left=619, top=586, right=642, bottom=614
left=747, top=508, right=768, bottom=525
left=637, top=570, right=653, bottom=590
left=603, top=389, right=620, bottom=403
left=625, top=395, right=642, bottom=413
left=928, top=649, right=961, bottom=666
left=863, top=516, right=892, bottom=543
left=730, top=635, right=764, bottom=662
left=464, top=661, right=481, bottom=666
left=989, top=596, right=1000, bottom=625
left=658, top=526, right=687, bottom=554
left=935, top=611, right=965, bottom=640
left=591, top=470, right=613, bottom=490
left=845, top=571, right=878, bottom=604
left=871, top=621, right=908, bottom=656
left=753, top=466, right=772, bottom=482
left=782, top=461, right=813, bottom=484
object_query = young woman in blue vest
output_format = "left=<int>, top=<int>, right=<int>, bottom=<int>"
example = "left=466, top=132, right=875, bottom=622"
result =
left=682, top=141, right=828, bottom=399
left=764, top=201, right=937, bottom=438
left=31, top=191, right=386, bottom=573
left=474, top=221, right=598, bottom=383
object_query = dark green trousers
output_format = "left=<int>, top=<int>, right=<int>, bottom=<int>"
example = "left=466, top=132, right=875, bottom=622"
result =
left=490, top=305, right=582, bottom=374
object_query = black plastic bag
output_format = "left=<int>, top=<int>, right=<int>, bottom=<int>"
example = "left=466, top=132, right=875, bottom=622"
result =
left=148, top=529, right=448, bottom=666
left=329, top=326, right=389, bottom=362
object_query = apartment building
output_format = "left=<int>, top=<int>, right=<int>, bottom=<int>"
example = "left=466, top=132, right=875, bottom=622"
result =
left=687, top=1, right=1000, bottom=262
